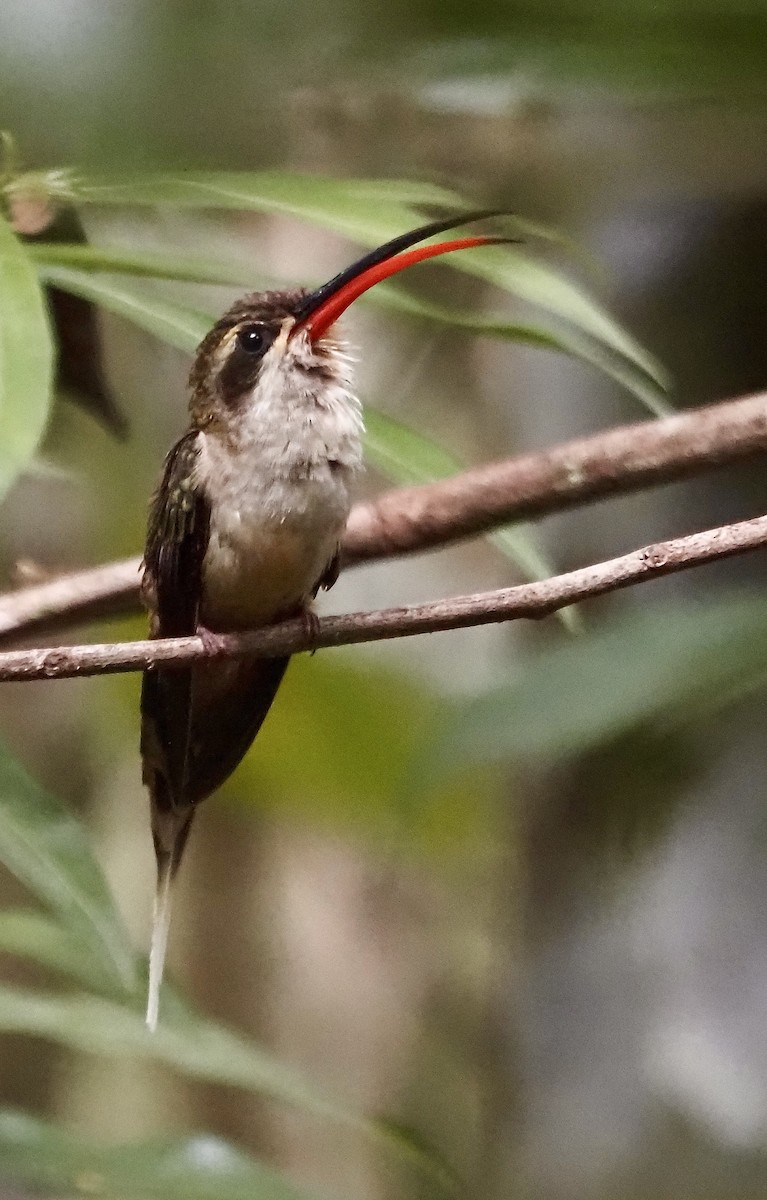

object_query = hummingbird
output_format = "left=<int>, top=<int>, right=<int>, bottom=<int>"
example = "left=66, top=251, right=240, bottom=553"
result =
left=140, top=209, right=510, bottom=1029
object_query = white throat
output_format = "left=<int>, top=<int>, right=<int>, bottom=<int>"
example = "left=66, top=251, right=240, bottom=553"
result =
left=193, top=333, right=364, bottom=629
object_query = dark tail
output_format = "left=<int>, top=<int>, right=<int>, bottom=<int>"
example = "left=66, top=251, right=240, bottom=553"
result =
left=141, top=654, right=290, bottom=1029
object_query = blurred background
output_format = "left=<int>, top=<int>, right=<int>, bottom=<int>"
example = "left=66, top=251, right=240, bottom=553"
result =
left=4, top=2, right=767, bottom=1198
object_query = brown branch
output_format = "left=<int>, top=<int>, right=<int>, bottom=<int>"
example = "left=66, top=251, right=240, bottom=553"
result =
left=0, top=557, right=141, bottom=644
left=1, top=515, right=765, bottom=683
left=345, top=391, right=767, bottom=562
left=1, top=388, right=767, bottom=644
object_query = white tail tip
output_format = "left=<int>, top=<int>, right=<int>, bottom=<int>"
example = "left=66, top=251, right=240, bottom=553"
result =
left=146, top=860, right=174, bottom=1032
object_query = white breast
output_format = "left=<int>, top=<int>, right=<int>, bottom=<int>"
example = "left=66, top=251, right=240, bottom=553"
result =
left=194, top=352, right=364, bottom=631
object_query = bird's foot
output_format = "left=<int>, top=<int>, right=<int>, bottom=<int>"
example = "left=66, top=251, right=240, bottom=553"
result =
left=300, top=608, right=321, bottom=655
left=196, top=624, right=229, bottom=657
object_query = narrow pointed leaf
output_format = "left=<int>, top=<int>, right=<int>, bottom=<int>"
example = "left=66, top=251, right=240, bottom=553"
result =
left=30, top=241, right=261, bottom=288
left=0, top=212, right=54, bottom=499
left=327, top=177, right=463, bottom=205
left=424, top=593, right=767, bottom=778
left=0, top=746, right=136, bottom=994
left=0, top=987, right=455, bottom=1194
left=0, top=1108, right=313, bottom=1200
left=39, top=265, right=588, bottom=625
left=0, top=987, right=349, bottom=1119
left=38, top=263, right=567, bottom=604
left=49, top=261, right=662, bottom=418
left=365, top=408, right=578, bottom=628
left=373, top=285, right=673, bottom=416
left=37, top=246, right=670, bottom=413
left=67, top=171, right=665, bottom=402
left=18, top=203, right=127, bottom=437
left=451, top=242, right=669, bottom=393
left=70, top=171, right=457, bottom=234
left=0, top=910, right=108, bottom=991
left=37, top=264, right=209, bottom=353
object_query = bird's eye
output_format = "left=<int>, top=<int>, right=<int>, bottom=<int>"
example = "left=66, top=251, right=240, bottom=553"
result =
left=236, top=324, right=269, bottom=355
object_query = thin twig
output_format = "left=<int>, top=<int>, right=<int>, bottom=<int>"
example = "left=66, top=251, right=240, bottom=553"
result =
left=1, top=514, right=765, bottom=683
left=0, top=389, right=766, bottom=644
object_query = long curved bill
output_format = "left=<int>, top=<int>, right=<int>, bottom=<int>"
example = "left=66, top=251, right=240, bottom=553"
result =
left=291, top=210, right=514, bottom=342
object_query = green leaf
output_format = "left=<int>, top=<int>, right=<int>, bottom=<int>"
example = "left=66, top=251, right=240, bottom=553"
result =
left=64, top=172, right=582, bottom=277
left=38, top=264, right=568, bottom=602
left=30, top=241, right=261, bottom=288
left=0, top=987, right=455, bottom=1194
left=447, top=241, right=670, bottom=397
left=424, top=593, right=767, bottom=778
left=0, top=987, right=346, bottom=1119
left=32, top=245, right=594, bottom=366
left=67, top=171, right=665, bottom=405
left=37, top=264, right=209, bottom=353
left=364, top=407, right=461, bottom=483
left=0, top=987, right=354, bottom=1121
left=364, top=407, right=579, bottom=628
left=69, top=171, right=459, bottom=232
left=321, top=177, right=462, bottom=206
left=35, top=240, right=669, bottom=413
left=0, top=1108, right=314, bottom=1200
left=0, top=746, right=137, bottom=995
left=0, top=910, right=107, bottom=991
left=34, top=265, right=563, bottom=595
left=0, top=212, right=54, bottom=499
left=373, top=285, right=673, bottom=417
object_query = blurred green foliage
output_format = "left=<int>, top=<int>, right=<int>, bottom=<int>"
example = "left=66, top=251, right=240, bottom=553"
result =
left=0, top=154, right=675, bottom=1196
left=425, top=593, right=767, bottom=774
left=1, top=2, right=767, bottom=1193
left=4, top=1, right=767, bottom=172
left=0, top=1108, right=315, bottom=1200
left=0, top=217, right=53, bottom=501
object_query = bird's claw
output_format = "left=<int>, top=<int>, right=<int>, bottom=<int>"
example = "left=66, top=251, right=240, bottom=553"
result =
left=196, top=625, right=229, bottom=657
left=300, top=609, right=321, bottom=655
